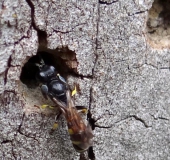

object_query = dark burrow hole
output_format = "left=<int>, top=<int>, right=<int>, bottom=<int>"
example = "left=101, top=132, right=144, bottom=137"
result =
left=146, top=0, right=170, bottom=47
left=20, top=47, right=78, bottom=88
left=88, top=146, right=95, bottom=160
left=147, top=0, right=170, bottom=31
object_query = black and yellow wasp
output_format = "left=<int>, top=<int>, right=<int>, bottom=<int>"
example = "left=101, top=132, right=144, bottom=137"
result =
left=36, top=61, right=94, bottom=153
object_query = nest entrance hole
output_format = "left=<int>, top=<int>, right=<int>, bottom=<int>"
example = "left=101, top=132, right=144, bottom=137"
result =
left=146, top=0, right=170, bottom=48
left=20, top=47, right=78, bottom=88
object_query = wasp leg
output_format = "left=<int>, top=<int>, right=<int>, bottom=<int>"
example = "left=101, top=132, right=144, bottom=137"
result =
left=41, top=104, right=55, bottom=109
left=34, top=104, right=54, bottom=109
left=75, top=106, right=88, bottom=114
left=40, top=85, right=49, bottom=100
left=49, top=111, right=62, bottom=134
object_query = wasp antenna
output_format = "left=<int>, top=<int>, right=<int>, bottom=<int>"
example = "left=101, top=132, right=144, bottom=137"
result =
left=34, top=54, right=45, bottom=69
left=35, top=59, right=45, bottom=69
left=35, top=63, right=41, bottom=68
left=40, top=58, right=45, bottom=66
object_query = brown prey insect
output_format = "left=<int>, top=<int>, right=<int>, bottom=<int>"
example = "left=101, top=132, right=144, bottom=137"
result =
left=52, top=90, right=94, bottom=153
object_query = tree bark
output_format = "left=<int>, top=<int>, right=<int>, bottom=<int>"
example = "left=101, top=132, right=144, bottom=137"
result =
left=1, top=0, right=170, bottom=159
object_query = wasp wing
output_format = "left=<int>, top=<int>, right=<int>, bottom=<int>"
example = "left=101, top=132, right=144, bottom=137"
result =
left=53, top=90, right=94, bottom=152
left=65, top=90, right=94, bottom=152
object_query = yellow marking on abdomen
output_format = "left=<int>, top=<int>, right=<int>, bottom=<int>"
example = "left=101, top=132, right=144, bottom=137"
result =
left=72, top=141, right=81, bottom=145
left=68, top=129, right=74, bottom=135
left=52, top=123, right=59, bottom=130
left=81, top=109, right=87, bottom=114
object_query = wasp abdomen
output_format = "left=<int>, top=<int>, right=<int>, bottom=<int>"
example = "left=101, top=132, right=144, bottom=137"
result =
left=67, top=124, right=93, bottom=153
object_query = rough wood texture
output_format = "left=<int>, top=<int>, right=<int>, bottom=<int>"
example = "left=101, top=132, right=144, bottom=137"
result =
left=1, top=0, right=170, bottom=159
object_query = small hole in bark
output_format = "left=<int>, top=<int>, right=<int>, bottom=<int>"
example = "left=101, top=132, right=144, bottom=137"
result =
left=146, top=0, right=170, bottom=48
left=88, top=147, right=95, bottom=160
left=87, top=110, right=95, bottom=160
left=87, top=111, right=96, bottom=130
left=20, top=47, right=78, bottom=88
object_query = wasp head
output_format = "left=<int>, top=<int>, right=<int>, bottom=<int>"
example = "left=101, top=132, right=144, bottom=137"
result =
left=37, top=65, right=57, bottom=83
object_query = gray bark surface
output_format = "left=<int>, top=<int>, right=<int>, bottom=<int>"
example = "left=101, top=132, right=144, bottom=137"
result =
left=1, top=0, right=170, bottom=160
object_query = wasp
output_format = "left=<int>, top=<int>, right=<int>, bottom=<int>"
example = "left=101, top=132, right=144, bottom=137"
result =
left=36, top=60, right=94, bottom=152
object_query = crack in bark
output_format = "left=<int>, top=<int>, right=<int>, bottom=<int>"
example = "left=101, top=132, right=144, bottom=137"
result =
left=13, top=26, right=33, bottom=45
left=143, top=62, right=158, bottom=69
left=156, top=117, right=169, bottom=120
left=128, top=10, right=148, bottom=16
left=128, top=62, right=159, bottom=70
left=115, top=115, right=151, bottom=128
left=4, top=55, right=12, bottom=85
left=88, top=87, right=93, bottom=113
left=1, top=140, right=12, bottom=144
left=86, top=87, right=95, bottom=160
left=3, top=90, right=17, bottom=95
left=14, top=35, right=30, bottom=45
left=95, top=4, right=100, bottom=52
left=88, top=146, right=95, bottom=160
left=99, top=0, right=118, bottom=5
left=1, top=139, right=17, bottom=160
left=134, top=10, right=148, bottom=15
left=3, top=53, right=21, bottom=86
left=88, top=2, right=100, bottom=79
left=17, top=113, right=25, bottom=134
left=25, top=0, right=47, bottom=47
left=11, top=145, right=17, bottom=160
left=87, top=88, right=113, bottom=159
left=1, top=19, right=32, bottom=46
left=52, top=29, right=71, bottom=34
left=25, top=0, right=37, bottom=30
left=17, top=113, right=39, bottom=143
left=130, top=115, right=150, bottom=128
left=127, top=60, right=170, bottom=72
left=159, top=66, right=170, bottom=70
left=150, top=113, right=169, bottom=121
left=95, top=125, right=112, bottom=128
left=51, top=23, right=87, bottom=35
